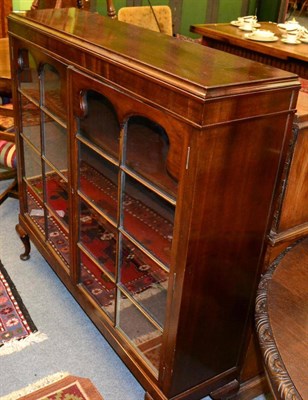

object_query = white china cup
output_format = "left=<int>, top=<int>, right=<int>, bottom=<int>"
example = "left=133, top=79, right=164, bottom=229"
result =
left=253, top=30, right=275, bottom=38
left=285, top=32, right=298, bottom=42
left=241, top=22, right=254, bottom=31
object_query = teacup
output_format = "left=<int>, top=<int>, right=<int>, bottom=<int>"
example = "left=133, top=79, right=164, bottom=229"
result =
left=238, top=15, right=257, bottom=25
left=241, top=21, right=255, bottom=31
left=285, top=32, right=298, bottom=42
left=253, top=29, right=275, bottom=38
left=243, top=15, right=257, bottom=22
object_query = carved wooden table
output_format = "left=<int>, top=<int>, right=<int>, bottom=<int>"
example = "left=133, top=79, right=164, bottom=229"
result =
left=255, top=238, right=308, bottom=400
left=190, top=22, right=308, bottom=79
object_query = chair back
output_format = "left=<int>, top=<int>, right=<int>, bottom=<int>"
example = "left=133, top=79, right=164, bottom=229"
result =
left=117, top=5, right=173, bottom=36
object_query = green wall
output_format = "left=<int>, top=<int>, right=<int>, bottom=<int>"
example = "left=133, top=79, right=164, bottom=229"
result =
left=180, top=0, right=208, bottom=37
left=13, top=0, right=33, bottom=10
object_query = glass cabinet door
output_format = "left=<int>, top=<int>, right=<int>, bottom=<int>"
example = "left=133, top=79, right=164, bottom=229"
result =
left=17, top=47, right=70, bottom=268
left=70, top=69, right=179, bottom=377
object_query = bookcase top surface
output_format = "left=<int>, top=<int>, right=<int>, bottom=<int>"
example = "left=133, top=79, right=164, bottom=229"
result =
left=8, top=8, right=299, bottom=99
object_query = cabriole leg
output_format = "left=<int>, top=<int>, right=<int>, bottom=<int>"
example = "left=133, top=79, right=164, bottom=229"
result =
left=15, top=224, right=31, bottom=260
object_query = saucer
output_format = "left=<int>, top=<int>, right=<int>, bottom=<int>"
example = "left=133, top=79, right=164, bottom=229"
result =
left=281, top=38, right=301, bottom=44
left=300, top=37, right=308, bottom=43
left=230, top=20, right=243, bottom=27
left=244, top=33, right=279, bottom=42
left=230, top=20, right=260, bottom=28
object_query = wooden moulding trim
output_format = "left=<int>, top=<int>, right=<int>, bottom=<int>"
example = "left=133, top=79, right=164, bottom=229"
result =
left=8, top=14, right=300, bottom=102
left=268, top=223, right=308, bottom=246
left=255, top=244, right=303, bottom=400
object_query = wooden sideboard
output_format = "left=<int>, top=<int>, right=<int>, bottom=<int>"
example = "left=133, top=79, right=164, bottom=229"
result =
left=190, top=22, right=308, bottom=79
left=8, top=9, right=300, bottom=400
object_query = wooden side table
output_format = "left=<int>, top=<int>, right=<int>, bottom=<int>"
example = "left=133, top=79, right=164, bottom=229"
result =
left=255, top=238, right=308, bottom=400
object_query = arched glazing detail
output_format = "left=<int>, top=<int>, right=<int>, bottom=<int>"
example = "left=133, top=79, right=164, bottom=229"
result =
left=79, top=90, right=120, bottom=160
left=124, top=115, right=178, bottom=197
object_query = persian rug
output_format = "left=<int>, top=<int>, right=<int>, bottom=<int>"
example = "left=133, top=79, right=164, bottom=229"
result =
left=0, top=260, right=47, bottom=355
left=0, top=373, right=104, bottom=400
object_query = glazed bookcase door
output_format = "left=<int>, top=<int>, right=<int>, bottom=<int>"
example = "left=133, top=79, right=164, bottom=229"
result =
left=69, top=68, right=179, bottom=378
left=16, top=47, right=70, bottom=268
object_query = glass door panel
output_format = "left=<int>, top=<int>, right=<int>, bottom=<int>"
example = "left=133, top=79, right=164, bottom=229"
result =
left=27, top=186, right=44, bottom=225
left=46, top=210, right=70, bottom=266
left=43, top=116, right=68, bottom=174
left=21, top=94, right=41, bottom=151
left=78, top=90, right=120, bottom=160
left=119, top=236, right=168, bottom=327
left=18, top=49, right=39, bottom=102
left=23, top=140, right=42, bottom=197
left=41, top=63, right=66, bottom=123
left=118, top=293, right=162, bottom=375
left=79, top=250, right=116, bottom=321
left=45, top=169, right=69, bottom=229
left=79, top=200, right=117, bottom=279
left=79, top=143, right=118, bottom=222
left=122, top=175, right=174, bottom=268
left=125, top=116, right=178, bottom=196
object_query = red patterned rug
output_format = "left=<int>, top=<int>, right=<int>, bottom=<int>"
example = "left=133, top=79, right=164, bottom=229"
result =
left=1, top=374, right=103, bottom=400
left=0, top=260, right=47, bottom=355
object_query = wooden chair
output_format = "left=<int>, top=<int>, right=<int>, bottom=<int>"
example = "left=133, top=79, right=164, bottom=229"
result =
left=298, top=0, right=308, bottom=15
left=31, top=0, right=89, bottom=10
left=31, top=0, right=117, bottom=17
left=0, top=130, right=18, bottom=205
left=117, top=5, right=173, bottom=36
left=0, top=35, right=17, bottom=205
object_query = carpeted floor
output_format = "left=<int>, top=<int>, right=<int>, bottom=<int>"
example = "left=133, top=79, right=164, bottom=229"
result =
left=0, top=180, right=145, bottom=400
left=0, top=260, right=47, bottom=355
left=0, top=179, right=268, bottom=400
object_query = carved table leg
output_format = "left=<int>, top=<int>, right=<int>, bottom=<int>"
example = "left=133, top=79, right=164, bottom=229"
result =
left=15, top=224, right=31, bottom=260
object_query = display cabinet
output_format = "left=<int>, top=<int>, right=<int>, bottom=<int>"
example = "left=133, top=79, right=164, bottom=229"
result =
left=8, top=8, right=300, bottom=400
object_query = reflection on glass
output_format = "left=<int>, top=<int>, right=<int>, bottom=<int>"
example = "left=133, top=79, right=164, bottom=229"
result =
left=21, top=94, right=41, bottom=151
left=26, top=188, right=70, bottom=267
left=79, top=143, right=118, bottom=221
left=42, top=63, right=66, bottom=122
left=79, top=250, right=116, bottom=321
left=27, top=187, right=44, bottom=224
left=79, top=200, right=117, bottom=279
left=119, top=236, right=168, bottom=327
left=45, top=169, right=69, bottom=229
left=79, top=90, right=120, bottom=159
left=18, top=49, right=39, bottom=101
left=23, top=140, right=42, bottom=201
left=118, top=293, right=162, bottom=374
left=43, top=115, right=68, bottom=173
left=125, top=116, right=178, bottom=196
left=46, top=211, right=70, bottom=266
left=122, top=175, right=174, bottom=267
